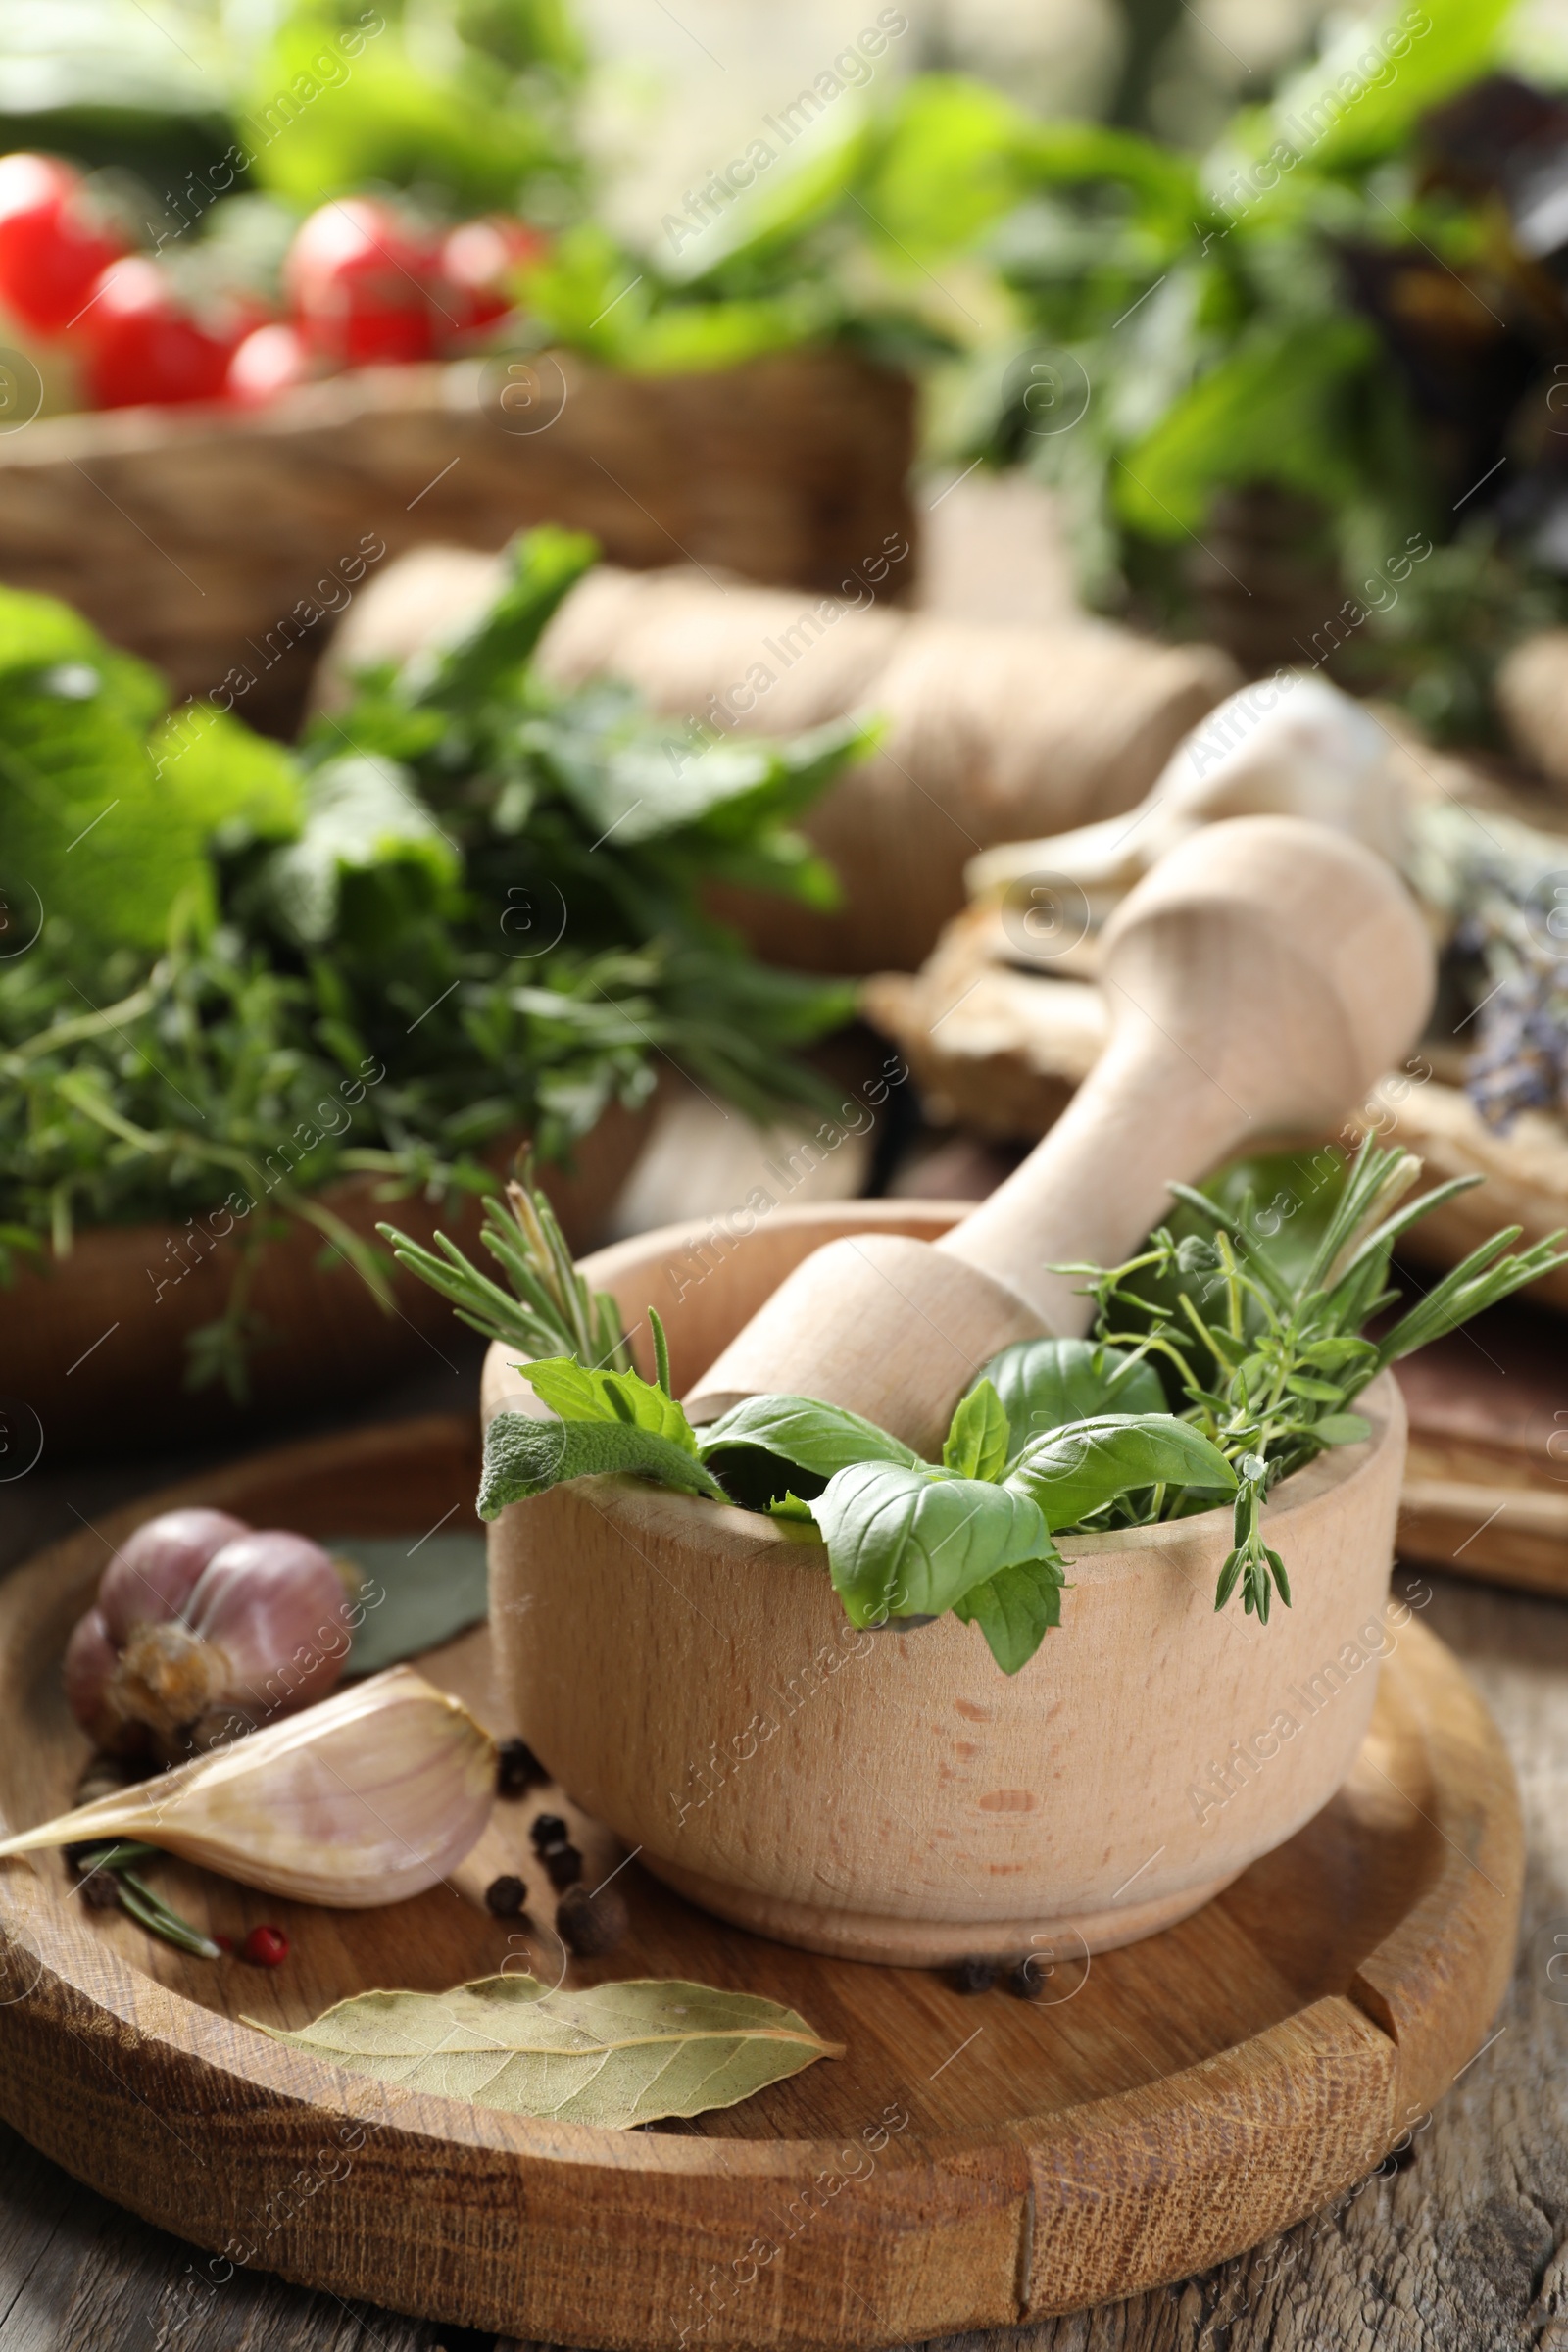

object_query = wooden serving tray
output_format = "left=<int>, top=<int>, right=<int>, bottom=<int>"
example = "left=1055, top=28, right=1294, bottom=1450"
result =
left=0, top=1415, right=1521, bottom=2346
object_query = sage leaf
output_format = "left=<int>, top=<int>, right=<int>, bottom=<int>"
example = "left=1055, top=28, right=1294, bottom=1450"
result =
left=1005, top=1413, right=1236, bottom=1531
left=976, top=1338, right=1165, bottom=1459
left=806, top=1462, right=1052, bottom=1627
left=698, top=1394, right=921, bottom=1505
left=943, top=1379, right=1010, bottom=1481
left=478, top=1410, right=726, bottom=1517
left=247, top=1974, right=842, bottom=2130
left=955, top=1551, right=1067, bottom=1675
left=520, top=1356, right=699, bottom=1452
left=1312, top=1413, right=1373, bottom=1446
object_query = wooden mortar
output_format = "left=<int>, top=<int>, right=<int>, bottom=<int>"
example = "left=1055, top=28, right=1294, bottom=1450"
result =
left=483, top=1203, right=1407, bottom=1965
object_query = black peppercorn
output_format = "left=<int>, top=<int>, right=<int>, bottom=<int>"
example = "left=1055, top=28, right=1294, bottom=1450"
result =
left=951, top=1957, right=997, bottom=1994
left=1006, top=1956, right=1046, bottom=2001
left=542, top=1842, right=583, bottom=1890
left=496, top=1739, right=547, bottom=1800
left=557, top=1883, right=628, bottom=1958
left=79, top=1870, right=122, bottom=1912
left=484, top=1874, right=529, bottom=1918
left=530, top=1812, right=568, bottom=1852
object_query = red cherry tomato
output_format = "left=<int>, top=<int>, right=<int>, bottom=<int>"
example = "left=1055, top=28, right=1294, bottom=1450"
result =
left=240, top=1924, right=289, bottom=1968
left=285, top=198, right=443, bottom=368
left=79, top=257, right=244, bottom=409
left=226, top=320, right=312, bottom=406
left=439, top=216, right=549, bottom=333
left=0, top=153, right=126, bottom=336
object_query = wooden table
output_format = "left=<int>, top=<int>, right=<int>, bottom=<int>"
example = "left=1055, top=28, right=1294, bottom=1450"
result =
left=3, top=1348, right=1566, bottom=2352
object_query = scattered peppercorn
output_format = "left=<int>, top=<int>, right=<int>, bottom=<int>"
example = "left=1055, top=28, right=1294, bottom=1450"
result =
left=496, top=1739, right=548, bottom=1799
left=530, top=1812, right=568, bottom=1852
left=484, top=1874, right=529, bottom=1918
left=557, top=1883, right=628, bottom=1958
left=1006, top=1956, right=1045, bottom=2001
left=952, top=1957, right=997, bottom=1994
left=240, top=1924, right=289, bottom=1968
left=79, top=1870, right=122, bottom=1912
left=542, top=1841, right=583, bottom=1891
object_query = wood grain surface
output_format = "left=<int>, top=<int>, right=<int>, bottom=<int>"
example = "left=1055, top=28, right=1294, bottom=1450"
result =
left=0, top=1378, right=1564, bottom=2350
left=0, top=1411, right=1522, bottom=2348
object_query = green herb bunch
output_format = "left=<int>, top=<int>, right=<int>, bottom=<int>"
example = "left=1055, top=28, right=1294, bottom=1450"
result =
left=0, top=532, right=863, bottom=1391
left=455, top=1137, right=1567, bottom=1674
left=1065, top=1137, right=1568, bottom=1617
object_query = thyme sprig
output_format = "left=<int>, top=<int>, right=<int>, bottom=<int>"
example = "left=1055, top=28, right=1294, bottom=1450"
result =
left=1058, top=1137, right=1568, bottom=1619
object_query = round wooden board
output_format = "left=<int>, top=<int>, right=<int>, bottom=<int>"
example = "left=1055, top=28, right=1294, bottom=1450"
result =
left=0, top=1414, right=1523, bottom=2349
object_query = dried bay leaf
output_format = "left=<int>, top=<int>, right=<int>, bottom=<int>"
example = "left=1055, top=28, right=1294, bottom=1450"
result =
left=331, top=1534, right=491, bottom=1678
left=247, top=1974, right=843, bottom=2129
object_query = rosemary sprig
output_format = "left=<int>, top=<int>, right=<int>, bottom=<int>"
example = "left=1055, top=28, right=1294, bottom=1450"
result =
left=380, top=1160, right=631, bottom=1370
left=74, top=1840, right=222, bottom=1960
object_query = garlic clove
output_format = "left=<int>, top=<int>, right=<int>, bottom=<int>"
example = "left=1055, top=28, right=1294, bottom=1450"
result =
left=99, top=1509, right=251, bottom=1642
left=185, top=1530, right=353, bottom=1715
left=1, top=1667, right=496, bottom=1907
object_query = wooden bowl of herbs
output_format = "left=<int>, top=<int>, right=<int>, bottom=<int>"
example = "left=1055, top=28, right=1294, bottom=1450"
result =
left=0, top=527, right=862, bottom=1449
left=472, top=1135, right=1556, bottom=1967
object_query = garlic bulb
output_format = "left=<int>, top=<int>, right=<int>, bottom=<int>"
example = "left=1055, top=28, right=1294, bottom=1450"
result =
left=65, top=1509, right=354, bottom=1762
left=2, top=1667, right=495, bottom=1906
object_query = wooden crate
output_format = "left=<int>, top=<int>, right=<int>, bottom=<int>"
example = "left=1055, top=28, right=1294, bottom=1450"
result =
left=0, top=346, right=915, bottom=733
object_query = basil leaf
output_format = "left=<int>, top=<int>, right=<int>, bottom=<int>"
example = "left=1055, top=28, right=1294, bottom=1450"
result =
left=976, top=1338, right=1165, bottom=1459
left=955, top=1551, right=1067, bottom=1675
left=478, top=1410, right=725, bottom=1517
left=942, top=1379, right=1011, bottom=1481
left=520, top=1356, right=699, bottom=1453
left=1005, top=1413, right=1237, bottom=1531
left=807, top=1462, right=1052, bottom=1628
left=1312, top=1413, right=1373, bottom=1446
left=698, top=1393, right=921, bottom=1482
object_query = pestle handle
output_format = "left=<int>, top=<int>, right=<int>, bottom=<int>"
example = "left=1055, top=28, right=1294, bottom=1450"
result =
left=937, top=1012, right=1269, bottom=1335
left=685, top=817, right=1435, bottom=1449
left=939, top=814, right=1434, bottom=1328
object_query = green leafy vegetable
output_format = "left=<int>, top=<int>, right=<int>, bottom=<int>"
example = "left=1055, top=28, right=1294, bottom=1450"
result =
left=248, top=1974, right=841, bottom=2130
left=479, top=1409, right=726, bottom=1513
left=248, top=754, right=462, bottom=949
left=1005, top=1414, right=1236, bottom=1529
left=954, top=1553, right=1067, bottom=1676
left=0, top=535, right=864, bottom=1390
left=520, top=1354, right=700, bottom=1448
left=698, top=1392, right=922, bottom=1504
left=972, top=1337, right=1164, bottom=1458
left=942, top=1379, right=1011, bottom=1481
left=804, top=1460, right=1055, bottom=1629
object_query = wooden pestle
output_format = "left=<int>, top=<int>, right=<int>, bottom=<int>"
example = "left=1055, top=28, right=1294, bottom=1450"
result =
left=684, top=815, right=1436, bottom=1454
